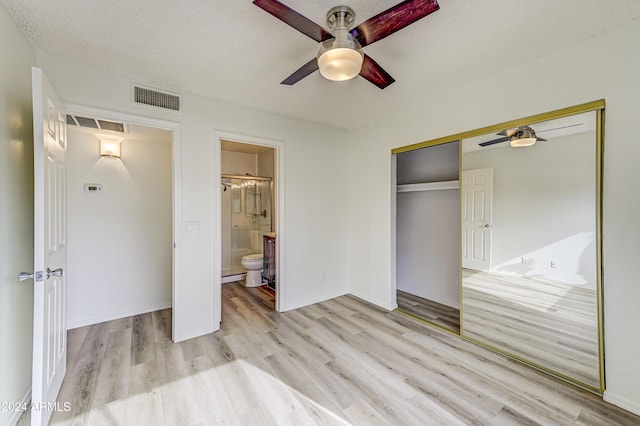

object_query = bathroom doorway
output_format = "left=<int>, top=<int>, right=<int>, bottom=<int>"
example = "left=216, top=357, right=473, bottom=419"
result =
left=219, top=139, right=278, bottom=310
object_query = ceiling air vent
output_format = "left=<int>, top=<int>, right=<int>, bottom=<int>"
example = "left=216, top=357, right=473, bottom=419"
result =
left=133, top=86, right=181, bottom=112
left=97, top=120, right=125, bottom=132
left=73, top=115, right=99, bottom=129
left=66, top=115, right=126, bottom=133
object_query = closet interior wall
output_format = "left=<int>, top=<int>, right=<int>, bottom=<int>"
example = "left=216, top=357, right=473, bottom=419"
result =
left=396, top=141, right=461, bottom=309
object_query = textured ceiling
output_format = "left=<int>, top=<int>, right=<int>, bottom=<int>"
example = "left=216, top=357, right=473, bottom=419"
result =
left=4, top=0, right=640, bottom=130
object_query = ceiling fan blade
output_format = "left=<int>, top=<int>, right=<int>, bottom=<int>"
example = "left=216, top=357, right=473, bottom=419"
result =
left=359, top=54, right=395, bottom=89
left=253, top=0, right=333, bottom=42
left=280, top=58, right=319, bottom=85
left=350, top=0, right=440, bottom=47
left=479, top=137, right=510, bottom=147
left=536, top=123, right=584, bottom=133
left=498, top=122, right=584, bottom=137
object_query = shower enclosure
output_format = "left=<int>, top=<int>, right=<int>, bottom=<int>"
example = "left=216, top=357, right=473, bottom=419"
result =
left=221, top=175, right=272, bottom=278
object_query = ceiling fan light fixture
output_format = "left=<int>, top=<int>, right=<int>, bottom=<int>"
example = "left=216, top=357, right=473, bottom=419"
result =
left=509, top=126, right=539, bottom=147
left=317, top=6, right=363, bottom=82
left=317, top=43, right=363, bottom=81
left=510, top=137, right=537, bottom=147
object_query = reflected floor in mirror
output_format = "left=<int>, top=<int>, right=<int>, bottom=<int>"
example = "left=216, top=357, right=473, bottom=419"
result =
left=397, top=290, right=460, bottom=333
left=462, top=268, right=599, bottom=389
left=22, top=281, right=638, bottom=425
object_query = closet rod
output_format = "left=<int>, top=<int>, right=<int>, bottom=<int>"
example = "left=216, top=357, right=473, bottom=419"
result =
left=397, top=180, right=459, bottom=193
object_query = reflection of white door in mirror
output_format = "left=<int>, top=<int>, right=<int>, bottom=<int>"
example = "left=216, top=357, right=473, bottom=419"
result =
left=461, top=168, right=493, bottom=271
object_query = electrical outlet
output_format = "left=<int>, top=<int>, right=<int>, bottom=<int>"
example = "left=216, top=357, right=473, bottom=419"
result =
left=550, top=260, right=557, bottom=268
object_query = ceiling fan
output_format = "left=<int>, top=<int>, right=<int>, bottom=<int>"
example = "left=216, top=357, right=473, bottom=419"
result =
left=252, top=0, right=440, bottom=89
left=479, top=123, right=584, bottom=148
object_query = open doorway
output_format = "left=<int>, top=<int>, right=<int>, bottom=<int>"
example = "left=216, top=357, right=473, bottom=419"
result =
left=394, top=141, right=461, bottom=334
left=219, top=139, right=277, bottom=311
left=65, top=114, right=176, bottom=331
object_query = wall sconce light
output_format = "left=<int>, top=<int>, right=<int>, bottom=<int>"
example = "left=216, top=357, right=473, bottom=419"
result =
left=98, top=134, right=123, bottom=158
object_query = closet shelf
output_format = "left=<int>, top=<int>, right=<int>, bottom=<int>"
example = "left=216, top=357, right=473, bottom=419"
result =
left=397, top=180, right=459, bottom=193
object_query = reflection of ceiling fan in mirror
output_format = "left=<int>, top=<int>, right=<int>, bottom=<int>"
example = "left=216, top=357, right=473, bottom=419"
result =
left=480, top=123, right=584, bottom=148
left=252, top=0, right=440, bottom=89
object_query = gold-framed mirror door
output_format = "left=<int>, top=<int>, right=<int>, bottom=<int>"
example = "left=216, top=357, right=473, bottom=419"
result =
left=459, top=102, right=604, bottom=393
left=392, top=100, right=604, bottom=394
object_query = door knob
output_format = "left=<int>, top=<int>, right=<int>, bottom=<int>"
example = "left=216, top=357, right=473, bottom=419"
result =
left=46, top=267, right=64, bottom=279
left=19, top=271, right=43, bottom=282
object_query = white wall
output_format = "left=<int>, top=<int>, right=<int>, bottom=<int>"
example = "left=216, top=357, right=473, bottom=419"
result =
left=396, top=190, right=460, bottom=307
left=396, top=142, right=459, bottom=184
left=258, top=149, right=275, bottom=179
left=0, top=6, right=36, bottom=425
left=463, top=131, right=596, bottom=286
left=36, top=51, right=351, bottom=341
left=65, top=125, right=173, bottom=328
left=221, top=150, right=257, bottom=176
left=348, top=19, right=640, bottom=415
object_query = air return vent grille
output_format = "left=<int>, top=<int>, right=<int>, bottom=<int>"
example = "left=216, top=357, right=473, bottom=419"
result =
left=66, top=115, right=126, bottom=133
left=74, top=115, right=99, bottom=129
left=97, top=120, right=125, bottom=132
left=133, top=86, right=181, bottom=111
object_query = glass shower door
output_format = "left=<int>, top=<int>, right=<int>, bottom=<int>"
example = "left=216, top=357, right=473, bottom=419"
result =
left=221, top=177, right=272, bottom=277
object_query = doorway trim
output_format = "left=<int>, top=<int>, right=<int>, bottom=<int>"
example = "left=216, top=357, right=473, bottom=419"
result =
left=64, top=103, right=182, bottom=340
left=214, top=130, right=285, bottom=317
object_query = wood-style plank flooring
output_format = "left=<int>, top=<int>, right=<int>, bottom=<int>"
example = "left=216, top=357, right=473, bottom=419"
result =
left=462, top=269, right=600, bottom=389
left=20, top=281, right=639, bottom=425
left=396, top=290, right=460, bottom=333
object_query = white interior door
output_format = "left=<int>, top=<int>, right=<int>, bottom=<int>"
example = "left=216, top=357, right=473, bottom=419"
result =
left=461, top=168, right=493, bottom=271
left=31, top=67, right=67, bottom=426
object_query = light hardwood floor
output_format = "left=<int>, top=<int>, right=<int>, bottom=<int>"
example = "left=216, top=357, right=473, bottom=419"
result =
left=20, top=281, right=638, bottom=425
left=396, top=290, right=460, bottom=333
left=462, top=269, right=600, bottom=389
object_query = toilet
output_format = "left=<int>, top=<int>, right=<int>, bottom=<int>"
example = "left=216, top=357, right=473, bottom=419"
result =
left=241, top=253, right=264, bottom=287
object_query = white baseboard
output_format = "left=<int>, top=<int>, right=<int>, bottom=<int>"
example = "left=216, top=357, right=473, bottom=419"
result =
left=8, top=387, right=31, bottom=426
left=222, top=274, right=245, bottom=284
left=67, top=302, right=172, bottom=330
left=603, top=390, right=640, bottom=416
left=281, top=289, right=350, bottom=312
left=349, top=290, right=397, bottom=311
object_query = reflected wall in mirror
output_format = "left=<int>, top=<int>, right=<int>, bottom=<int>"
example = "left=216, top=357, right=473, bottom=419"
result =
left=460, top=109, right=602, bottom=390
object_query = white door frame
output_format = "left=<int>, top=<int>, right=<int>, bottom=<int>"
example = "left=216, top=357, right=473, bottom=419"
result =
left=390, top=154, right=399, bottom=310
left=213, top=131, right=285, bottom=317
left=64, top=103, right=181, bottom=340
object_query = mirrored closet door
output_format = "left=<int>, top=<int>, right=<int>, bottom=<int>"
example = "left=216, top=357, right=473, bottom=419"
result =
left=460, top=107, right=603, bottom=391
left=394, top=101, right=604, bottom=393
